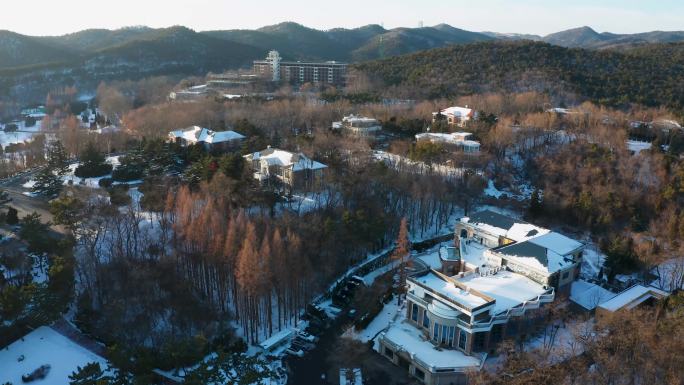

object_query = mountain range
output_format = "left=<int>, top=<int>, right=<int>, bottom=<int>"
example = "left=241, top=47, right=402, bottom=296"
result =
left=1, top=22, right=684, bottom=106
left=3, top=22, right=684, bottom=72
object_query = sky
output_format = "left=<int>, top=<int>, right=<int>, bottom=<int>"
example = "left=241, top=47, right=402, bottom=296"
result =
left=2, top=0, right=683, bottom=36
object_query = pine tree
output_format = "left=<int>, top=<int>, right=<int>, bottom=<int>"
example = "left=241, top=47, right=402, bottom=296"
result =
left=528, top=188, right=543, bottom=219
left=47, top=140, right=70, bottom=177
left=32, top=166, right=63, bottom=197
left=392, top=217, right=411, bottom=302
left=68, top=362, right=105, bottom=385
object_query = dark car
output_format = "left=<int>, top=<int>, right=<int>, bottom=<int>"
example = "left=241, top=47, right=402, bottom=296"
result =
left=22, top=364, right=51, bottom=382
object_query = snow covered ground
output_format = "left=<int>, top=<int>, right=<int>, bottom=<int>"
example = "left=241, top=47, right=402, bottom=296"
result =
left=21, top=156, right=135, bottom=193
left=523, top=318, right=595, bottom=364
left=651, top=257, right=684, bottom=292
left=580, top=243, right=606, bottom=280
left=376, top=303, right=482, bottom=369
left=570, top=280, right=616, bottom=311
left=0, top=326, right=109, bottom=385
left=346, top=300, right=400, bottom=343
left=0, top=121, right=46, bottom=148
left=372, top=150, right=473, bottom=180
left=626, top=140, right=652, bottom=154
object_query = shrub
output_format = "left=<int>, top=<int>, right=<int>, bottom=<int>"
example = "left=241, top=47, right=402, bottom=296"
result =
left=108, top=185, right=131, bottom=206
left=98, top=178, right=113, bottom=188
left=74, top=163, right=112, bottom=178
left=111, top=164, right=144, bottom=182
left=6, top=206, right=18, bottom=225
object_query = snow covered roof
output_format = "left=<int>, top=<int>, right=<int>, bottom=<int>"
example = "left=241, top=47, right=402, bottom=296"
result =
left=258, top=329, right=293, bottom=351
left=0, top=326, right=109, bottom=385
left=461, top=210, right=549, bottom=243
left=415, top=271, right=490, bottom=310
left=168, top=126, right=245, bottom=144
left=463, top=210, right=583, bottom=274
left=493, top=233, right=581, bottom=275
left=457, top=270, right=550, bottom=315
left=342, top=115, right=380, bottom=125
left=570, top=280, right=616, bottom=311
left=528, top=232, right=583, bottom=256
left=598, top=285, right=669, bottom=312
left=246, top=147, right=327, bottom=171
left=382, top=318, right=482, bottom=369
left=435, top=106, right=474, bottom=118
left=415, top=132, right=478, bottom=146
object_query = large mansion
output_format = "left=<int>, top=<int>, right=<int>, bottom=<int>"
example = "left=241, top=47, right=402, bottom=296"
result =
left=378, top=210, right=584, bottom=385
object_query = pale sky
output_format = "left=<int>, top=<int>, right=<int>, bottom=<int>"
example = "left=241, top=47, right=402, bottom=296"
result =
left=3, top=0, right=683, bottom=36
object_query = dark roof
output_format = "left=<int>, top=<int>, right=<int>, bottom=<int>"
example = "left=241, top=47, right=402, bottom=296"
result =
left=495, top=241, right=549, bottom=267
left=467, top=210, right=525, bottom=231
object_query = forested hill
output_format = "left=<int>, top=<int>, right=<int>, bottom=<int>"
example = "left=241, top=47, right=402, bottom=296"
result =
left=354, top=40, right=684, bottom=111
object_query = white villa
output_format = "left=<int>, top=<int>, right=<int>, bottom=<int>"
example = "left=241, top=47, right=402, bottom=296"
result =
left=377, top=210, right=581, bottom=385
left=168, top=126, right=245, bottom=151
left=432, top=106, right=477, bottom=128
left=332, top=115, right=382, bottom=136
left=415, top=132, right=481, bottom=153
left=379, top=262, right=554, bottom=385
left=244, top=147, right=327, bottom=191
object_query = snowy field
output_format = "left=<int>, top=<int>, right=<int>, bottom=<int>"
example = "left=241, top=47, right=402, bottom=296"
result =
left=0, top=121, right=46, bottom=148
left=22, top=156, right=129, bottom=193
left=0, top=326, right=108, bottom=385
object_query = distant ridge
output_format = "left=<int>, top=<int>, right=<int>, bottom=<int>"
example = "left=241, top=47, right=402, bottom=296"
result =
left=1, top=22, right=684, bottom=71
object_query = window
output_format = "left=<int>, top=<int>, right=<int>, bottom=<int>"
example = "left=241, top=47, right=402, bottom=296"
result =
left=422, top=309, right=430, bottom=329
left=458, top=329, right=467, bottom=350
left=433, top=323, right=440, bottom=340
left=384, top=346, right=394, bottom=359
left=562, top=271, right=570, bottom=279
left=411, top=303, right=418, bottom=322
left=414, top=368, right=425, bottom=381
left=448, top=326, right=455, bottom=346
left=440, top=324, right=448, bottom=344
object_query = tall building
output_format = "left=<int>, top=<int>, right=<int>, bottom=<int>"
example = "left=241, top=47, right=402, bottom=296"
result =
left=253, top=50, right=347, bottom=85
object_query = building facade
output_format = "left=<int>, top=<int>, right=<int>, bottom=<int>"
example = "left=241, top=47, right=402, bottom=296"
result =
left=253, top=50, right=347, bottom=85
left=415, top=132, right=481, bottom=153
left=332, top=115, right=382, bottom=136
left=432, top=106, right=477, bottom=128
left=244, top=147, right=327, bottom=192
left=378, top=267, right=554, bottom=385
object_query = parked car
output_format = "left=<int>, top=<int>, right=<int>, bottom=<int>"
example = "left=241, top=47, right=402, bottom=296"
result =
left=285, top=348, right=305, bottom=357
left=292, top=340, right=314, bottom=351
left=305, top=324, right=322, bottom=336
left=297, top=331, right=319, bottom=343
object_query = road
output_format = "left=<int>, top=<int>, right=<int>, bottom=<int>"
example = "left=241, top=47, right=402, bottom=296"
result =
left=0, top=169, right=61, bottom=231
